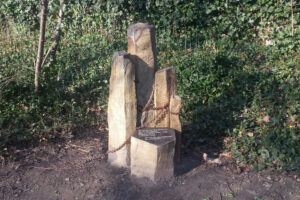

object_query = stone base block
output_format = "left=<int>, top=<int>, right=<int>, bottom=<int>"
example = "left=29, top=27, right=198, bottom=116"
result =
left=130, top=128, right=175, bottom=181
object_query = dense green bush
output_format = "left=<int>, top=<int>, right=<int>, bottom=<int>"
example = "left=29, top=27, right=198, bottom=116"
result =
left=0, top=0, right=39, bottom=28
left=0, top=0, right=299, bottom=170
left=1, top=0, right=299, bottom=46
left=0, top=28, right=124, bottom=145
left=157, top=38, right=299, bottom=170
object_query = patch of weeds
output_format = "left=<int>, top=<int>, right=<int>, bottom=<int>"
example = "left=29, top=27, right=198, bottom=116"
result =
left=254, top=197, right=264, bottom=200
left=34, top=184, right=40, bottom=191
left=224, top=193, right=235, bottom=198
left=54, top=191, right=60, bottom=196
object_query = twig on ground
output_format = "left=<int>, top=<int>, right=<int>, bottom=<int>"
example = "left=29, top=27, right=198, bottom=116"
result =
left=226, top=181, right=235, bottom=195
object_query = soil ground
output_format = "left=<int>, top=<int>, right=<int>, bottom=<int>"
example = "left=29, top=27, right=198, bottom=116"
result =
left=0, top=128, right=299, bottom=200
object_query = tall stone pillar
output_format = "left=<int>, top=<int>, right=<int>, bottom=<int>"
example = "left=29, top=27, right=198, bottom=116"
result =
left=108, top=52, right=136, bottom=167
left=154, top=67, right=177, bottom=128
left=127, top=23, right=158, bottom=125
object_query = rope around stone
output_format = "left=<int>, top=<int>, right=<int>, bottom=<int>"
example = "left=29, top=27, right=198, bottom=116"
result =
left=106, top=88, right=180, bottom=154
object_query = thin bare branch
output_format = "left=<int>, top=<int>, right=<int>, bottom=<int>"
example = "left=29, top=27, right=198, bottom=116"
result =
left=41, top=0, right=65, bottom=69
left=34, top=0, right=48, bottom=93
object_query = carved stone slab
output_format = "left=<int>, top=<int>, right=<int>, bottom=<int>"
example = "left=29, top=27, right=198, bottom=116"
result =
left=108, top=52, right=136, bottom=167
left=131, top=128, right=175, bottom=181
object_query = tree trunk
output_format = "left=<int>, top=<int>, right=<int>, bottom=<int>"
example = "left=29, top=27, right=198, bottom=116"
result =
left=34, top=0, right=48, bottom=93
left=41, top=0, right=65, bottom=69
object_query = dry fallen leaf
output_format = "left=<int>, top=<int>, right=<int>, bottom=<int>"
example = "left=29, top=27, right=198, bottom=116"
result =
left=263, top=115, right=270, bottom=123
left=207, top=158, right=222, bottom=165
left=220, top=152, right=232, bottom=158
left=223, top=137, right=231, bottom=144
left=248, top=132, right=254, bottom=137
left=203, top=153, right=222, bottom=165
left=203, top=153, right=208, bottom=161
left=0, top=156, right=4, bottom=165
left=239, top=130, right=244, bottom=136
left=89, top=106, right=102, bottom=112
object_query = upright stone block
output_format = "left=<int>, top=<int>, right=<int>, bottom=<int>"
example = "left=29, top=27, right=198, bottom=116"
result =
left=108, top=52, right=136, bottom=167
left=154, top=67, right=177, bottom=127
left=131, top=128, right=175, bottom=181
left=127, top=23, right=158, bottom=125
left=170, top=95, right=182, bottom=162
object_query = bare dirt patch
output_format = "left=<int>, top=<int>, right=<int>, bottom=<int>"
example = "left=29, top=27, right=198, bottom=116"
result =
left=0, top=129, right=299, bottom=200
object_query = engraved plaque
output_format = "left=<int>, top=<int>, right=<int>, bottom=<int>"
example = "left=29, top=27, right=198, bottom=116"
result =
left=133, top=128, right=175, bottom=146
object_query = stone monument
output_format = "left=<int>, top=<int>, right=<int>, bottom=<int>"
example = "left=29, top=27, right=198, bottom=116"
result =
left=107, top=23, right=183, bottom=179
